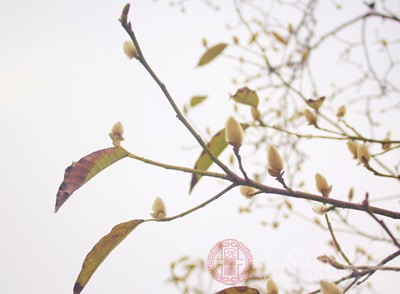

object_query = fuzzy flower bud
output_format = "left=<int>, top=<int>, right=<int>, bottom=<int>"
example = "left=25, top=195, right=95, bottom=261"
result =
left=347, top=140, right=358, bottom=159
left=251, top=107, right=261, bottom=121
left=109, top=121, right=124, bottom=147
left=267, top=277, right=279, bottom=294
left=319, top=280, right=343, bottom=294
left=267, top=145, right=284, bottom=177
left=317, top=255, right=335, bottom=264
left=312, top=203, right=328, bottom=215
left=151, top=197, right=167, bottom=219
left=240, top=186, right=256, bottom=198
left=315, top=173, right=332, bottom=197
left=336, top=105, right=346, bottom=118
left=123, top=41, right=138, bottom=59
left=225, top=116, right=244, bottom=148
left=304, top=109, right=317, bottom=125
left=357, top=143, right=371, bottom=165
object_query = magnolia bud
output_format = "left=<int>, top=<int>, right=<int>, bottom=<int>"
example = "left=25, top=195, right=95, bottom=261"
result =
left=225, top=116, right=244, bottom=148
left=240, top=186, right=256, bottom=198
left=251, top=107, right=261, bottom=121
left=315, top=173, right=332, bottom=197
left=319, top=280, right=343, bottom=294
left=348, top=187, right=354, bottom=201
left=109, top=121, right=124, bottom=147
left=336, top=105, right=346, bottom=118
left=382, top=132, right=391, bottom=150
left=267, top=145, right=284, bottom=177
left=347, top=140, right=358, bottom=159
left=304, top=109, right=317, bottom=125
left=357, top=143, right=371, bottom=165
left=267, top=277, right=279, bottom=294
left=119, top=3, right=130, bottom=24
left=317, top=255, right=334, bottom=264
left=123, top=41, right=138, bottom=59
left=312, top=203, right=328, bottom=215
left=151, top=197, right=167, bottom=219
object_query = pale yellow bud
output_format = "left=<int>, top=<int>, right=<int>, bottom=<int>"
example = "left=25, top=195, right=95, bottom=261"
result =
left=109, top=121, right=124, bottom=147
left=267, top=145, right=284, bottom=177
left=336, top=105, right=346, bottom=118
left=304, top=109, right=317, bottom=125
left=348, top=187, right=354, bottom=201
left=319, top=280, right=343, bottom=294
left=251, top=107, right=261, bottom=121
left=382, top=132, right=391, bottom=150
left=312, top=203, right=328, bottom=215
left=357, top=143, right=371, bottom=165
left=151, top=197, right=167, bottom=219
left=225, top=116, right=244, bottom=148
left=240, top=186, right=256, bottom=198
left=315, top=173, right=332, bottom=197
left=267, top=277, right=279, bottom=294
left=347, top=140, right=358, bottom=159
left=123, top=41, right=138, bottom=59
left=317, top=255, right=335, bottom=264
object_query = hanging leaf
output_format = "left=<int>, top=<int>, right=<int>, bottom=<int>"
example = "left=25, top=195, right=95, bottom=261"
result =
left=215, top=286, right=261, bottom=294
left=190, top=95, right=208, bottom=108
left=190, top=124, right=249, bottom=192
left=197, top=43, right=228, bottom=67
left=231, top=87, right=259, bottom=108
left=306, top=96, right=326, bottom=111
left=271, top=31, right=287, bottom=45
left=55, top=146, right=129, bottom=212
left=73, top=219, right=144, bottom=294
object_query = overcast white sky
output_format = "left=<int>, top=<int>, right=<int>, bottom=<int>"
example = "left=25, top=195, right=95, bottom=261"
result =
left=1, top=0, right=400, bottom=293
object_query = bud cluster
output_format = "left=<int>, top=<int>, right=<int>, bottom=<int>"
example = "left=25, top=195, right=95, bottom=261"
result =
left=346, top=140, right=371, bottom=165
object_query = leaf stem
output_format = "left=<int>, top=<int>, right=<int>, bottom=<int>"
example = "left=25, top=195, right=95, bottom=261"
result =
left=126, top=150, right=228, bottom=181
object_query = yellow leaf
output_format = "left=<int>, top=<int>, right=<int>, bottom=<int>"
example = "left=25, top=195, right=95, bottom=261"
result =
left=306, top=96, right=326, bottom=110
left=197, top=43, right=228, bottom=66
left=73, top=219, right=144, bottom=294
left=271, top=31, right=287, bottom=45
left=190, top=124, right=249, bottom=192
left=215, top=286, right=261, bottom=294
left=231, top=87, right=259, bottom=108
left=190, top=95, right=207, bottom=108
left=55, top=146, right=129, bottom=212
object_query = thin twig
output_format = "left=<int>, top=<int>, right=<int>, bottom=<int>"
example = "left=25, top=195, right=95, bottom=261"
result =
left=363, top=194, right=400, bottom=248
left=148, top=184, right=237, bottom=222
left=325, top=214, right=353, bottom=266
left=120, top=11, right=235, bottom=180
left=233, top=147, right=249, bottom=181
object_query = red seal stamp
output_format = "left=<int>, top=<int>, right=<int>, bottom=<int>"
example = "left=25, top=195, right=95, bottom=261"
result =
left=207, top=239, right=253, bottom=285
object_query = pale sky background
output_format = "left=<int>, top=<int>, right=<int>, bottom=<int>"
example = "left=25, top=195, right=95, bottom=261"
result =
left=1, top=0, right=400, bottom=293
